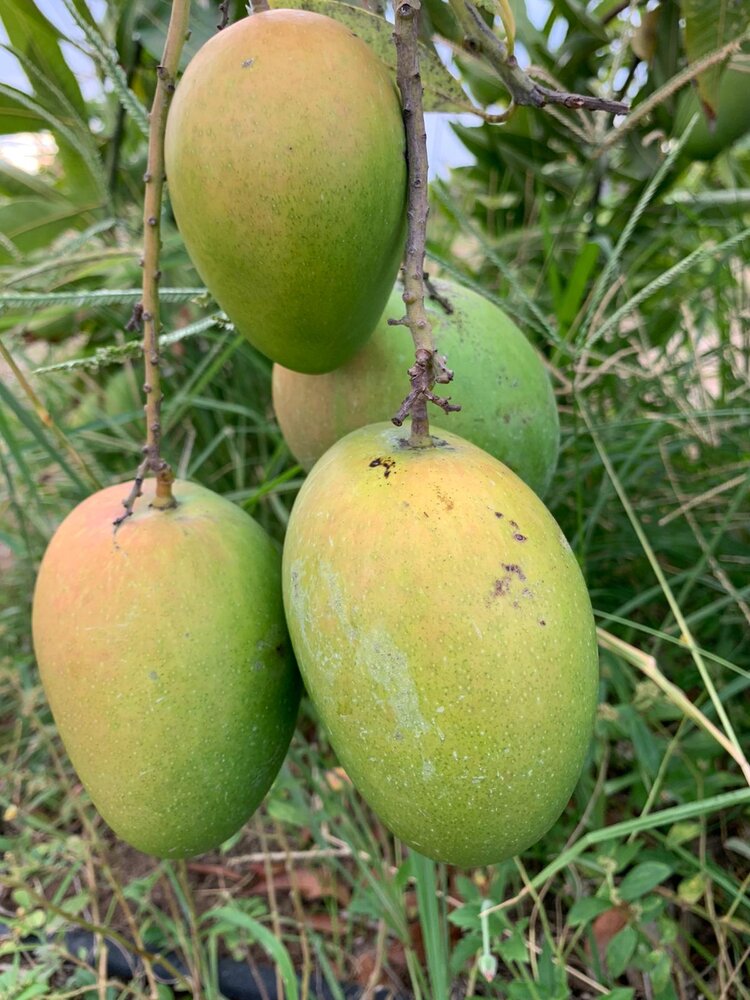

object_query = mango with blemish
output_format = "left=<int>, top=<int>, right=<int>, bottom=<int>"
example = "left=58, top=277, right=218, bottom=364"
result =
left=282, top=424, right=598, bottom=867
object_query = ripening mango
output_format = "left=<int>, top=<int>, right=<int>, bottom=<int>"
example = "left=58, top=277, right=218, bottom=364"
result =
left=282, top=424, right=598, bottom=867
left=675, top=66, right=750, bottom=161
left=165, top=9, right=407, bottom=373
left=273, top=279, right=560, bottom=495
left=32, top=479, right=301, bottom=858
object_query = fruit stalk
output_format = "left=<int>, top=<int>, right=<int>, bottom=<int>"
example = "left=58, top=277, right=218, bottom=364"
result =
left=115, top=0, right=191, bottom=526
left=392, top=0, right=460, bottom=447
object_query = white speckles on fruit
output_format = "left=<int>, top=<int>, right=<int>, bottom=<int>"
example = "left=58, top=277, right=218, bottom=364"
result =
left=282, top=424, right=599, bottom=867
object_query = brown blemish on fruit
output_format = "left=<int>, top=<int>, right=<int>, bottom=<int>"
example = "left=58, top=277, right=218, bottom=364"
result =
left=494, top=512, right=503, bottom=519
left=502, top=563, right=526, bottom=581
left=369, top=457, right=396, bottom=479
left=436, top=489, right=454, bottom=511
left=493, top=577, right=511, bottom=597
left=514, top=533, right=527, bottom=542
left=539, top=619, right=547, bottom=626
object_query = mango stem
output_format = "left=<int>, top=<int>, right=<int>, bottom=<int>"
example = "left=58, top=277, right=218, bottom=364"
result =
left=391, top=1, right=460, bottom=447
left=114, top=0, right=191, bottom=528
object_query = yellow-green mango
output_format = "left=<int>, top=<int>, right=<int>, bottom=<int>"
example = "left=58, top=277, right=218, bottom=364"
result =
left=282, top=424, right=598, bottom=867
left=273, top=279, right=559, bottom=496
left=32, top=479, right=301, bottom=858
left=164, top=10, right=407, bottom=374
left=675, top=67, right=750, bottom=161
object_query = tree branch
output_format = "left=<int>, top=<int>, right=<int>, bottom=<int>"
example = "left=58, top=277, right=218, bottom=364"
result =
left=391, top=0, right=460, bottom=445
left=114, top=0, right=191, bottom=528
left=449, top=0, right=629, bottom=117
left=217, top=1, right=230, bottom=30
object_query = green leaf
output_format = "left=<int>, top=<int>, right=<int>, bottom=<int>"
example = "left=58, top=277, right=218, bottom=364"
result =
left=0, top=0, right=86, bottom=117
left=619, top=862, right=673, bottom=902
left=0, top=83, right=105, bottom=201
left=497, top=925, right=528, bottom=965
left=267, top=0, right=467, bottom=111
left=568, top=896, right=611, bottom=926
left=412, top=853, right=450, bottom=1000
left=0, top=287, right=206, bottom=314
left=606, top=924, right=638, bottom=978
left=0, top=197, right=96, bottom=262
left=204, top=907, right=298, bottom=1000
left=558, top=241, right=601, bottom=329
left=0, top=378, right=87, bottom=492
left=0, top=160, right=64, bottom=199
left=677, top=872, right=706, bottom=904
left=665, top=821, right=701, bottom=848
left=60, top=0, right=150, bottom=137
left=647, top=950, right=672, bottom=993
left=680, top=0, right=750, bottom=118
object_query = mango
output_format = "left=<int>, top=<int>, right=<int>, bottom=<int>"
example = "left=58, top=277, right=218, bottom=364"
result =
left=164, top=10, right=407, bottom=373
left=675, top=66, right=750, bottom=161
left=273, top=279, right=559, bottom=496
left=282, top=424, right=598, bottom=867
left=32, top=479, right=301, bottom=858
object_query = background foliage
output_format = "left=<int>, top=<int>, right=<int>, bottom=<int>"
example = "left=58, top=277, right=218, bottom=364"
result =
left=1, top=0, right=749, bottom=997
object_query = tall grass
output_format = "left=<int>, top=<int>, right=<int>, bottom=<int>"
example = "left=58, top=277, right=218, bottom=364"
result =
left=1, top=0, right=749, bottom=996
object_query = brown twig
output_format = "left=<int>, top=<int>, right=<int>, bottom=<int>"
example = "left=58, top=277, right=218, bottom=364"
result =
left=449, top=0, right=629, bottom=117
left=114, top=1, right=191, bottom=528
left=391, top=0, right=460, bottom=445
left=217, top=0, right=230, bottom=29
left=424, top=274, right=454, bottom=314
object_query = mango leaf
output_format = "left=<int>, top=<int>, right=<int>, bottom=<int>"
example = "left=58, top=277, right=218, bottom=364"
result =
left=547, top=0, right=609, bottom=43
left=61, top=0, right=150, bottom=137
left=680, top=0, right=750, bottom=119
left=472, top=0, right=516, bottom=55
left=0, top=0, right=86, bottom=117
left=0, top=197, right=98, bottom=263
left=267, top=0, right=467, bottom=111
left=0, top=160, right=63, bottom=199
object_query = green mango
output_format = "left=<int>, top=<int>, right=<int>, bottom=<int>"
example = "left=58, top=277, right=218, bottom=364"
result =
left=675, top=66, right=750, bottom=161
left=165, top=9, right=407, bottom=374
left=32, top=479, right=301, bottom=858
left=273, top=279, right=560, bottom=496
left=283, top=424, right=598, bottom=868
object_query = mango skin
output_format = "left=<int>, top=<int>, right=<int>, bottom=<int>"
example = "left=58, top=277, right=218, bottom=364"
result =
left=675, top=67, right=750, bottom=161
left=282, top=424, right=598, bottom=867
left=273, top=279, right=560, bottom=496
left=32, top=479, right=301, bottom=858
left=164, top=10, right=407, bottom=374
